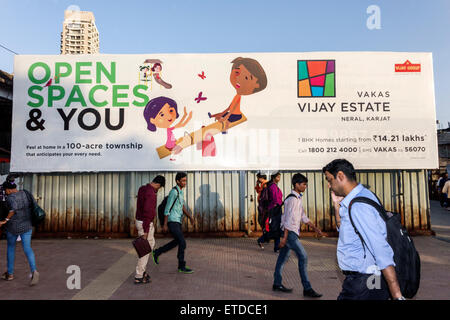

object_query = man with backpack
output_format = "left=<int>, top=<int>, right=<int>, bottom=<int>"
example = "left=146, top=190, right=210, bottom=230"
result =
left=134, top=175, right=166, bottom=284
left=272, top=173, right=323, bottom=298
left=322, top=159, right=406, bottom=300
left=152, top=172, right=195, bottom=274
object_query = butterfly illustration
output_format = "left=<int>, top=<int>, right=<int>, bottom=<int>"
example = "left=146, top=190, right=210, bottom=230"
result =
left=198, top=71, right=206, bottom=80
left=195, top=92, right=207, bottom=103
left=43, top=74, right=61, bottom=87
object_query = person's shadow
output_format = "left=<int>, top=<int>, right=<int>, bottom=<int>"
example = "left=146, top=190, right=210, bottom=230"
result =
left=194, top=184, right=225, bottom=232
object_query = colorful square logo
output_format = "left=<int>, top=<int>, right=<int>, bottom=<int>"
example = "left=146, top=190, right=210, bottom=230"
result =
left=298, top=60, right=335, bottom=97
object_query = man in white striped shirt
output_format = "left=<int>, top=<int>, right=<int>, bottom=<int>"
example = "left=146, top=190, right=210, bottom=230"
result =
left=273, top=173, right=323, bottom=298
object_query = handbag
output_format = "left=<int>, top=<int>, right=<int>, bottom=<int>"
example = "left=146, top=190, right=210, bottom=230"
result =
left=23, top=190, right=46, bottom=227
left=132, top=237, right=152, bottom=258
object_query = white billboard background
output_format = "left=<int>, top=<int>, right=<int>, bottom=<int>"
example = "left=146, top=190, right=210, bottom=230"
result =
left=11, top=52, right=438, bottom=172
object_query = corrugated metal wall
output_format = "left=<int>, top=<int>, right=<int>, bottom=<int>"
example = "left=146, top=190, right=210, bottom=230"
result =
left=20, top=170, right=431, bottom=237
left=0, top=163, right=10, bottom=175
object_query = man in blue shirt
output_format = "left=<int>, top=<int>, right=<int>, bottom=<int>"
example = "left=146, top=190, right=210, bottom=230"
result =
left=152, top=172, right=195, bottom=274
left=322, top=159, right=404, bottom=300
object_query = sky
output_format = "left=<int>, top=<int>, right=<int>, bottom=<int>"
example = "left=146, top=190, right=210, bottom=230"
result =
left=1, top=0, right=449, bottom=125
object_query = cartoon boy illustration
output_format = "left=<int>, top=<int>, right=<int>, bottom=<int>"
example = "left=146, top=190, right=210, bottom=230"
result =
left=144, top=96, right=192, bottom=161
left=208, top=57, right=267, bottom=132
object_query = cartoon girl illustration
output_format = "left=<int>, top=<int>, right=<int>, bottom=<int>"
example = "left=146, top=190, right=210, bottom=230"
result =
left=144, top=96, right=192, bottom=161
left=143, top=59, right=172, bottom=89
left=151, top=63, right=172, bottom=89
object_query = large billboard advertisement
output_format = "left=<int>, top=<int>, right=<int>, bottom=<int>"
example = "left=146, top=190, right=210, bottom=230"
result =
left=11, top=52, right=438, bottom=172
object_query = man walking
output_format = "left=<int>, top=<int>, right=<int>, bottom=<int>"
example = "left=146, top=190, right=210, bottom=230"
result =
left=442, top=178, right=450, bottom=210
left=322, top=159, right=404, bottom=300
left=438, top=172, right=449, bottom=207
left=134, top=175, right=165, bottom=284
left=273, top=173, right=323, bottom=298
left=258, top=172, right=283, bottom=251
left=152, top=172, right=195, bottom=273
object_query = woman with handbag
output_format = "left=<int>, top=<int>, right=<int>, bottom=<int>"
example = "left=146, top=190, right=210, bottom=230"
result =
left=0, top=181, right=39, bottom=285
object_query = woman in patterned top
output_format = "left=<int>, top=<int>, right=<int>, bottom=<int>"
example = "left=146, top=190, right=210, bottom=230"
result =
left=0, top=181, right=39, bottom=285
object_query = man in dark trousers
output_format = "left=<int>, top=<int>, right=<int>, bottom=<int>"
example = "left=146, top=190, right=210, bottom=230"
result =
left=134, top=175, right=165, bottom=284
left=322, top=159, right=404, bottom=300
left=152, top=172, right=195, bottom=273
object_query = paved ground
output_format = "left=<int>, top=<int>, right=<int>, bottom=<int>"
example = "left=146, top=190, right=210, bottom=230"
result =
left=0, top=201, right=449, bottom=300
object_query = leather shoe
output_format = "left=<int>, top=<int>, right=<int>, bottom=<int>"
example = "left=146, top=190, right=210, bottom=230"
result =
left=272, top=284, right=293, bottom=293
left=303, top=288, right=322, bottom=298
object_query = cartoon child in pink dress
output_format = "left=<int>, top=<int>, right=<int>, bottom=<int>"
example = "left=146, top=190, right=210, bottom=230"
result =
left=144, top=96, right=193, bottom=161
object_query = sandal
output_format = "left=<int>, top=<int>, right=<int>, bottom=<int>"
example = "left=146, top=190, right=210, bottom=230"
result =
left=2, top=272, right=13, bottom=281
left=134, top=272, right=151, bottom=284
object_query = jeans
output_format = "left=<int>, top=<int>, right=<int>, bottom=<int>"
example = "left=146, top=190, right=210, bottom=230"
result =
left=337, top=273, right=390, bottom=300
left=258, top=234, right=280, bottom=252
left=6, top=230, right=36, bottom=275
left=155, top=222, right=186, bottom=269
left=273, top=231, right=311, bottom=290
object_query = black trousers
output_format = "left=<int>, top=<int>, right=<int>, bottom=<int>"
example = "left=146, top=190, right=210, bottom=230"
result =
left=338, top=273, right=391, bottom=300
left=155, top=222, right=186, bottom=268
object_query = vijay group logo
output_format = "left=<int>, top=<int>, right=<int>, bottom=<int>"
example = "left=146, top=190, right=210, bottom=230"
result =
left=395, top=60, right=421, bottom=73
left=298, top=60, right=335, bottom=98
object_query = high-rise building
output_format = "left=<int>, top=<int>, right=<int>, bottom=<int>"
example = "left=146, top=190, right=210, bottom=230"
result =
left=60, top=10, right=99, bottom=55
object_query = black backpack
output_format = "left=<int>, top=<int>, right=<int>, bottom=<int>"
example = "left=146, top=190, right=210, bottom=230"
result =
left=157, top=187, right=179, bottom=227
left=258, top=183, right=273, bottom=210
left=265, top=194, right=296, bottom=240
left=349, top=196, right=421, bottom=299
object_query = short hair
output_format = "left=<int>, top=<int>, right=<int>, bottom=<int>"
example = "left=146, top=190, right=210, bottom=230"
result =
left=271, top=171, right=281, bottom=182
left=152, top=175, right=166, bottom=187
left=256, top=172, right=267, bottom=180
left=322, top=159, right=357, bottom=182
left=292, top=173, right=308, bottom=187
left=231, top=57, right=267, bottom=93
left=2, top=181, right=16, bottom=190
left=175, top=172, right=187, bottom=182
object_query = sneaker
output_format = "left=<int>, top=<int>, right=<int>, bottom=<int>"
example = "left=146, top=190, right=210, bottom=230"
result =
left=178, top=266, right=194, bottom=274
left=1, top=272, right=13, bottom=281
left=152, top=251, right=159, bottom=265
left=30, top=270, right=39, bottom=286
left=257, top=240, right=264, bottom=250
